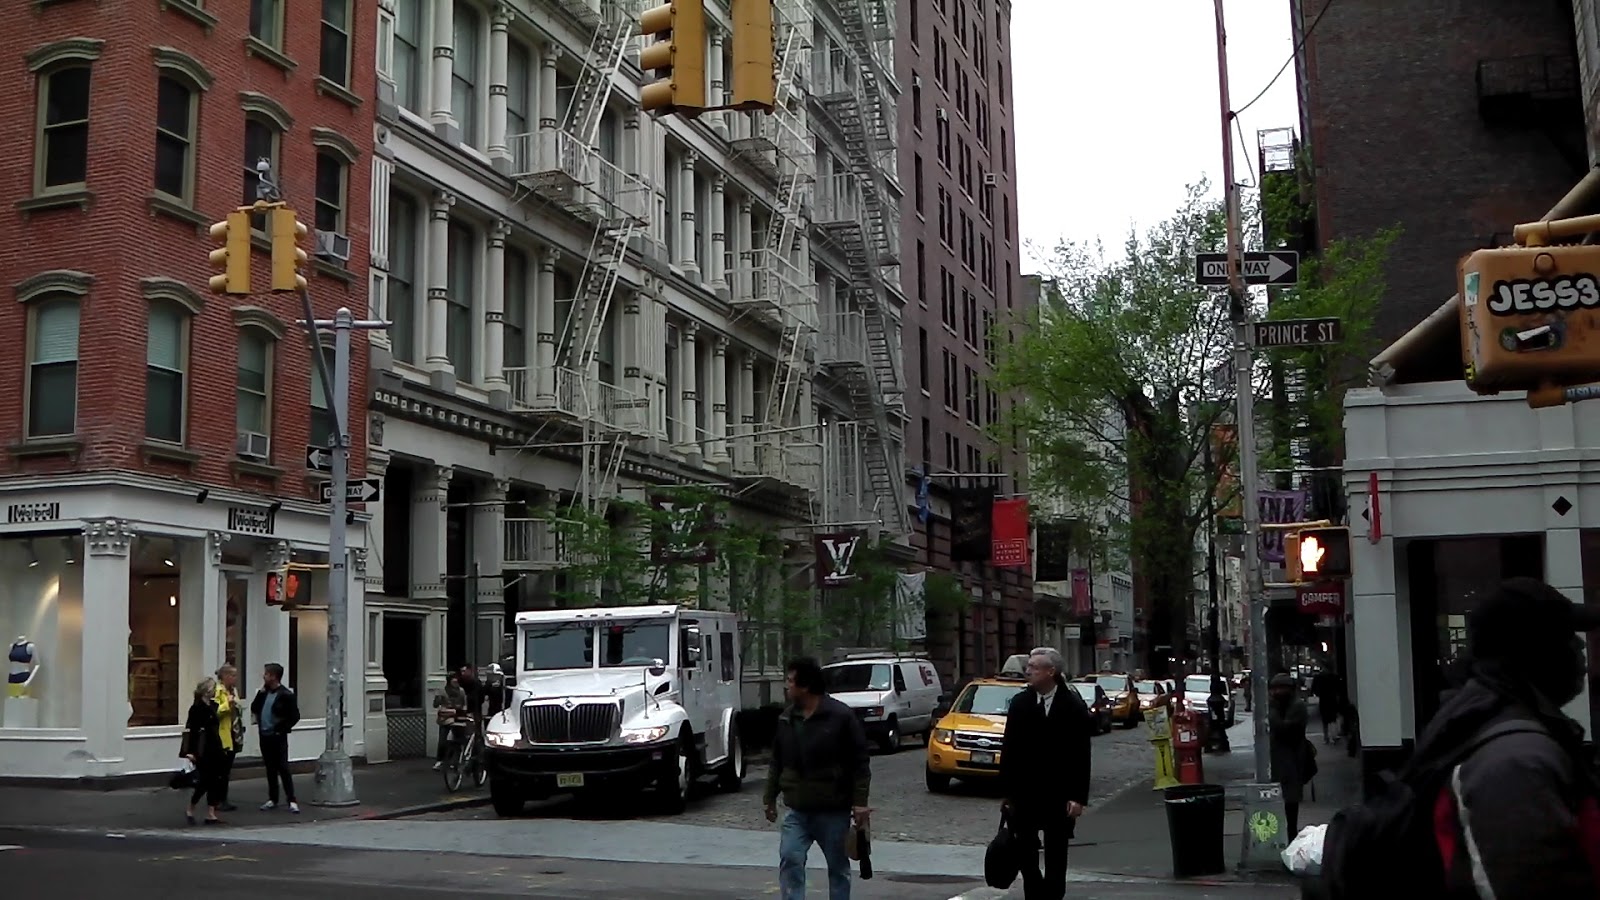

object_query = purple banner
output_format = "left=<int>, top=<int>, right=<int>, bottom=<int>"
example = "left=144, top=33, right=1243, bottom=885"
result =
left=1258, top=489, right=1309, bottom=563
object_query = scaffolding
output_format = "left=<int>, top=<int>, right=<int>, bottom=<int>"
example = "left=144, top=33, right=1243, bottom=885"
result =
left=810, top=0, right=906, bottom=534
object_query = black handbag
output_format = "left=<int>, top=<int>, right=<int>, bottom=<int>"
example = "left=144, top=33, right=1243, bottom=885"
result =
left=984, top=810, right=1022, bottom=889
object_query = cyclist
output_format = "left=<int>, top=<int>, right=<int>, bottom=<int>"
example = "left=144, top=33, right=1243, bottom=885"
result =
left=432, top=674, right=468, bottom=772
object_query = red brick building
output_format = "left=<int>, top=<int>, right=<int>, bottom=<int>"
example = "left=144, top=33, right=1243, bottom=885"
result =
left=0, top=0, right=379, bottom=779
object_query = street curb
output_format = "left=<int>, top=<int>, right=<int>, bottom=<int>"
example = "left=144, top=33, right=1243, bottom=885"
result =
left=361, top=794, right=492, bottom=820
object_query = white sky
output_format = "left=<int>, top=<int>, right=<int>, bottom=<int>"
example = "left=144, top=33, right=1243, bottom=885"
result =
left=1011, top=0, right=1301, bottom=270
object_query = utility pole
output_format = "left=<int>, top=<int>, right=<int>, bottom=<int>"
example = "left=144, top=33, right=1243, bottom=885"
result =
left=299, top=303, right=388, bottom=807
left=1213, top=0, right=1270, bottom=783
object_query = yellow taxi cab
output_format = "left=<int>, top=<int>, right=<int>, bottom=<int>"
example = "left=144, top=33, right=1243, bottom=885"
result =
left=1076, top=672, right=1142, bottom=728
left=924, top=673, right=1028, bottom=792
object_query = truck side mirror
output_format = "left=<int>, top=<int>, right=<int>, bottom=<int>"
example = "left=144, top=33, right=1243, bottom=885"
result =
left=649, top=658, right=667, bottom=677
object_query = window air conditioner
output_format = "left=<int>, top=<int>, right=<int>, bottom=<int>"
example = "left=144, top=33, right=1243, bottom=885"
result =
left=982, top=173, right=997, bottom=187
left=315, top=229, right=352, bottom=262
left=237, top=431, right=271, bottom=459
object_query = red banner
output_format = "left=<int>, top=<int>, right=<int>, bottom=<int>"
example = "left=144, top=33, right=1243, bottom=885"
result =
left=990, top=498, right=1030, bottom=568
left=1071, top=569, right=1091, bottom=616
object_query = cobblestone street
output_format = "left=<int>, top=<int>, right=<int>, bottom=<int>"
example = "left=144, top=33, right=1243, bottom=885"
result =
left=430, top=725, right=1159, bottom=846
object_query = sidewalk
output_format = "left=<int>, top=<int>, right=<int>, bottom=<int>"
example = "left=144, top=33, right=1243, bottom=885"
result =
left=1071, top=705, right=1360, bottom=884
left=0, top=759, right=486, bottom=832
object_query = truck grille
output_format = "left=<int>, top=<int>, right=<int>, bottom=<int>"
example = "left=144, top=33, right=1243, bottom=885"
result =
left=522, top=703, right=618, bottom=744
left=952, top=731, right=1004, bottom=752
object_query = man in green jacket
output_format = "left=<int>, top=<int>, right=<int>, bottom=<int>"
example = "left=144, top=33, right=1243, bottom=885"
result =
left=763, top=657, right=872, bottom=899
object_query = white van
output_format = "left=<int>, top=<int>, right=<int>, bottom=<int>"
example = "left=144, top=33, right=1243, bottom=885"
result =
left=822, top=653, right=944, bottom=752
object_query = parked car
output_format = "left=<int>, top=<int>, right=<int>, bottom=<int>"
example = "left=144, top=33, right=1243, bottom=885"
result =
left=1071, top=681, right=1114, bottom=734
left=1183, top=674, right=1236, bottom=726
left=823, top=653, right=944, bottom=752
left=1078, top=673, right=1141, bottom=728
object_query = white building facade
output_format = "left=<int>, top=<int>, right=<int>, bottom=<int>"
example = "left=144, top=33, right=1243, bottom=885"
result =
left=1342, top=380, right=1596, bottom=780
left=358, top=0, right=905, bottom=758
left=0, top=475, right=365, bottom=779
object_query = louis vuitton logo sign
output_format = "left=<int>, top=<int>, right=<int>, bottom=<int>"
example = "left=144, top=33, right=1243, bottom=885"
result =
left=814, top=531, right=864, bottom=589
left=650, top=496, right=716, bottom=564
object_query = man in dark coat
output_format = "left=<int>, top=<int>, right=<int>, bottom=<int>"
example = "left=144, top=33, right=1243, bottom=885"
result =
left=1268, top=672, right=1309, bottom=835
left=999, top=647, right=1093, bottom=900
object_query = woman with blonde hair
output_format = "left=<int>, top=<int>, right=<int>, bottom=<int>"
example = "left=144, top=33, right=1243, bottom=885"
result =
left=181, top=676, right=226, bottom=825
left=212, top=664, right=244, bottom=811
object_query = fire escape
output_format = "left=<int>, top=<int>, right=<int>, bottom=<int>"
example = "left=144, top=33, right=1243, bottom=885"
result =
left=729, top=0, right=821, bottom=496
left=811, top=0, right=906, bottom=534
left=1476, top=52, right=1587, bottom=177
left=502, top=0, right=651, bottom=571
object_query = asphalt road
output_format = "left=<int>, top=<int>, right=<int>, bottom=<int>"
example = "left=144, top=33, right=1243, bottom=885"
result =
left=0, top=829, right=1299, bottom=899
left=425, top=720, right=1160, bottom=846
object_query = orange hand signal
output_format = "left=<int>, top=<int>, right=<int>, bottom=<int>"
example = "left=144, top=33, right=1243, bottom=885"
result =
left=1301, top=536, right=1327, bottom=573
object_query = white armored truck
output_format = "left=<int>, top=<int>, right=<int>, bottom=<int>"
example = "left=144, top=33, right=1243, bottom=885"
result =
left=482, top=605, right=746, bottom=816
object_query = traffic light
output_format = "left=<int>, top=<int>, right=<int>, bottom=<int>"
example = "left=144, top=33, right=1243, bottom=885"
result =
left=1285, top=526, right=1352, bottom=582
left=207, top=210, right=252, bottom=294
left=639, top=0, right=708, bottom=115
left=1459, top=232, right=1600, bottom=396
left=269, top=207, right=308, bottom=292
left=728, top=0, right=776, bottom=113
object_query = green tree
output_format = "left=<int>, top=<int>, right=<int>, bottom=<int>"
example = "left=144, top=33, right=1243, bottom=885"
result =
left=993, top=180, right=1393, bottom=675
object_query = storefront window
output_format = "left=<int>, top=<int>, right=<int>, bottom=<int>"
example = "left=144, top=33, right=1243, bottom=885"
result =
left=225, top=574, right=249, bottom=693
left=289, top=608, right=328, bottom=720
left=128, top=534, right=204, bottom=727
left=0, top=534, right=85, bottom=728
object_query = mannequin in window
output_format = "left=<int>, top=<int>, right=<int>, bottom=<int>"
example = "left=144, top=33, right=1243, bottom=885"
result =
left=6, top=636, right=40, bottom=728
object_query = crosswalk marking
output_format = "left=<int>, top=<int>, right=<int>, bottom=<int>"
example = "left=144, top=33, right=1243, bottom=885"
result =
left=0, top=845, right=23, bottom=852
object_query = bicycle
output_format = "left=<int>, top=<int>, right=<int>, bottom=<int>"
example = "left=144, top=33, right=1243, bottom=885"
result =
left=442, top=715, right=487, bottom=792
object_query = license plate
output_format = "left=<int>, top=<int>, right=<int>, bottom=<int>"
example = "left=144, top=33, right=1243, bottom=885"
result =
left=556, top=773, right=585, bottom=789
left=969, top=751, right=995, bottom=764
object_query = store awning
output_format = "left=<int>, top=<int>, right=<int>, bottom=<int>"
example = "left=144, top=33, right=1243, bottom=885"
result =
left=1367, top=165, right=1600, bottom=386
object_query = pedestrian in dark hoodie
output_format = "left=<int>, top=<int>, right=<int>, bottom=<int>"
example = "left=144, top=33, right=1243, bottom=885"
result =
left=1417, top=577, right=1600, bottom=896
left=1269, top=672, right=1310, bottom=835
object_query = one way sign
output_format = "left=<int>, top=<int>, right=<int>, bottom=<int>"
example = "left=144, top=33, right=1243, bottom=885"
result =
left=1194, top=250, right=1300, bottom=287
left=320, top=478, right=382, bottom=504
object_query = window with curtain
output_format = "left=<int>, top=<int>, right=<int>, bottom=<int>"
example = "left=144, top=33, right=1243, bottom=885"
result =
left=392, top=0, right=422, bottom=111
left=145, top=304, right=188, bottom=443
left=320, top=0, right=352, bottom=87
left=309, top=344, right=337, bottom=447
left=452, top=2, right=481, bottom=146
left=314, top=151, right=346, bottom=234
left=250, top=0, right=284, bottom=47
left=507, top=42, right=532, bottom=151
left=447, top=221, right=475, bottom=378
left=153, top=75, right=195, bottom=202
left=37, top=65, right=91, bottom=191
left=237, top=330, right=272, bottom=437
left=504, top=247, right=528, bottom=370
left=388, top=192, right=418, bottom=363
left=28, top=299, right=79, bottom=437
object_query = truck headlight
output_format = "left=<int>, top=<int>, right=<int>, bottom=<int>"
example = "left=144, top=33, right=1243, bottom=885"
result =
left=621, top=725, right=671, bottom=744
left=864, top=706, right=884, bottom=718
left=485, top=731, right=521, bottom=749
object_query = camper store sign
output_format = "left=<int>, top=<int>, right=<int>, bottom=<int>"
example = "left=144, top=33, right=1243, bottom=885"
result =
left=814, top=532, right=865, bottom=589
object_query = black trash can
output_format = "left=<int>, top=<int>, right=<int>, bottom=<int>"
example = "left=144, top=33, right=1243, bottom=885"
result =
left=1163, top=783, right=1227, bottom=878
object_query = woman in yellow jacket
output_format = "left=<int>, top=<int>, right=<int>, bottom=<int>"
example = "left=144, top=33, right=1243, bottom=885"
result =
left=212, top=664, right=244, bottom=812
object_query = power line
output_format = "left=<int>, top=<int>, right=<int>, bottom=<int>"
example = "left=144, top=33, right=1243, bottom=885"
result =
left=1234, top=0, right=1339, bottom=117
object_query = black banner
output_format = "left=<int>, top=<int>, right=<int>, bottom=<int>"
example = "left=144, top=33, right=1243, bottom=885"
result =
left=1035, top=519, right=1074, bottom=582
left=949, top=486, right=995, bottom=562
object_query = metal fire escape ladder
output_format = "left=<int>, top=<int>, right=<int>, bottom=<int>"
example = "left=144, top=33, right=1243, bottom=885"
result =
left=825, top=0, right=905, bottom=533
left=558, top=0, right=635, bottom=148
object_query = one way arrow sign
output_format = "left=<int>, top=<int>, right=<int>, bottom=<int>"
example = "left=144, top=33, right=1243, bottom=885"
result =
left=1194, top=250, right=1300, bottom=287
left=319, top=478, right=382, bottom=504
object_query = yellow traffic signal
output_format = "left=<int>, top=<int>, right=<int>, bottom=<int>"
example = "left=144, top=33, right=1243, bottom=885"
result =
left=728, top=0, right=775, bottom=113
left=639, top=0, right=707, bottom=115
left=1460, top=221, right=1600, bottom=396
left=207, top=211, right=252, bottom=294
left=1286, top=526, right=1352, bottom=582
left=269, top=208, right=309, bottom=292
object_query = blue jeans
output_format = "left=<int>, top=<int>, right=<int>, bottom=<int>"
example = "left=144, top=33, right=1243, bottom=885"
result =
left=778, top=808, right=852, bottom=900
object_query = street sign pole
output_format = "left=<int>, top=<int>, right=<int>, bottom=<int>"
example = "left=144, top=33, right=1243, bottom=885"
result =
left=299, top=303, right=388, bottom=807
left=1210, top=0, right=1271, bottom=786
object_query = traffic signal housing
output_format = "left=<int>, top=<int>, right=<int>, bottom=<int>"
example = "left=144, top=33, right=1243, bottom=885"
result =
left=1285, top=526, right=1352, bottom=582
left=728, top=0, right=776, bottom=113
left=639, top=0, right=708, bottom=115
left=208, top=210, right=252, bottom=294
left=269, top=208, right=309, bottom=292
left=1459, top=233, right=1600, bottom=395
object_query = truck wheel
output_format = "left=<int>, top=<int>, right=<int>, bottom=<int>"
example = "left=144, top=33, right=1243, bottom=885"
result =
left=878, top=718, right=900, bottom=753
left=657, top=736, right=694, bottom=814
left=717, top=728, right=745, bottom=792
left=489, top=774, right=523, bottom=818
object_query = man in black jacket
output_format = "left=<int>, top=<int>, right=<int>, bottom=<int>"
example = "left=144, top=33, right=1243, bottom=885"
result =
left=251, top=662, right=301, bottom=813
left=1000, top=647, right=1093, bottom=900
left=762, top=657, right=872, bottom=900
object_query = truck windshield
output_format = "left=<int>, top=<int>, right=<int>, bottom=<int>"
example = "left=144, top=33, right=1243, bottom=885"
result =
left=599, top=620, right=672, bottom=667
left=824, top=663, right=892, bottom=693
left=523, top=623, right=593, bottom=670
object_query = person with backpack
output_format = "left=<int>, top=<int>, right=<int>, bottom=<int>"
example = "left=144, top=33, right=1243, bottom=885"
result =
left=1320, top=577, right=1600, bottom=898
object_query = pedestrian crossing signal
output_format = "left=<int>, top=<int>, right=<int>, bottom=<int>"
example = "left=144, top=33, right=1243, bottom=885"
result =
left=1285, top=527, right=1352, bottom=582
